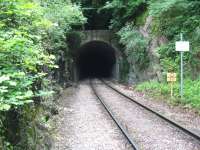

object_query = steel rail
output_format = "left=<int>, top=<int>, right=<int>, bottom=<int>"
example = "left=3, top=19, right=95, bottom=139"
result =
left=101, top=79, right=200, bottom=142
left=90, top=80, right=139, bottom=150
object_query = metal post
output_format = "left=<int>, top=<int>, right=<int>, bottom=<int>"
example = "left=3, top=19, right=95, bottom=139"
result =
left=180, top=33, right=183, bottom=99
left=170, top=82, right=173, bottom=97
left=180, top=51, right=183, bottom=98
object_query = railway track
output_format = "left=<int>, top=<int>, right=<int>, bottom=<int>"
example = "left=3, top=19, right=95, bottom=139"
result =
left=90, top=80, right=138, bottom=150
left=91, top=79, right=200, bottom=149
left=101, top=79, right=200, bottom=142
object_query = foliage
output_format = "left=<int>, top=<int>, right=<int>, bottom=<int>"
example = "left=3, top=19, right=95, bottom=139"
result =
left=102, top=0, right=147, bottom=29
left=149, top=0, right=200, bottom=38
left=117, top=23, right=150, bottom=70
left=149, top=0, right=200, bottom=77
left=133, top=0, right=200, bottom=110
left=135, top=10, right=149, bottom=26
left=0, top=0, right=55, bottom=111
left=156, top=43, right=179, bottom=74
left=41, top=0, right=86, bottom=83
left=136, top=78, right=200, bottom=110
left=41, top=0, right=86, bottom=53
left=119, top=57, right=130, bottom=82
left=105, top=0, right=200, bottom=112
left=136, top=80, right=171, bottom=96
left=102, top=0, right=200, bottom=79
left=0, top=0, right=85, bottom=148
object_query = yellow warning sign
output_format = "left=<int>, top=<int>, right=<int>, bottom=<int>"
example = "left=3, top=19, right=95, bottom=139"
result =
left=167, top=73, right=176, bottom=82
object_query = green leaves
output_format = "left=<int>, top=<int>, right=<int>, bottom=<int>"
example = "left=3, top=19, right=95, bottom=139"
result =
left=148, top=0, right=200, bottom=78
left=0, top=76, right=10, bottom=84
left=0, top=0, right=85, bottom=148
left=0, top=104, right=11, bottom=111
left=0, top=0, right=85, bottom=112
left=0, top=1, right=52, bottom=111
left=102, top=0, right=146, bottom=29
left=149, top=0, right=183, bottom=16
left=117, top=23, right=150, bottom=70
left=42, top=0, right=86, bottom=54
left=136, top=78, right=200, bottom=110
left=149, top=0, right=200, bottom=38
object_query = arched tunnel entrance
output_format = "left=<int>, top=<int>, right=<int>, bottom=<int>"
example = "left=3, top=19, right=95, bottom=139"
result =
left=76, top=41, right=116, bottom=80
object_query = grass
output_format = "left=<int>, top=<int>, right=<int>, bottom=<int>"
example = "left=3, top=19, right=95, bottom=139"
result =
left=135, top=78, right=200, bottom=111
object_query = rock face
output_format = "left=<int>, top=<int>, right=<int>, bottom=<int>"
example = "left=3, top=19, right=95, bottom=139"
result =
left=128, top=16, right=168, bottom=84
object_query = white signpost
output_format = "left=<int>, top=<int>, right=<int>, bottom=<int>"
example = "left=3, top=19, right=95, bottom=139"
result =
left=175, top=34, right=190, bottom=99
left=176, top=41, right=189, bottom=52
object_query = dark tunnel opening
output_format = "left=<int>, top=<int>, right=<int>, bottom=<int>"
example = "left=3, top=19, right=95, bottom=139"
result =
left=76, top=41, right=116, bottom=80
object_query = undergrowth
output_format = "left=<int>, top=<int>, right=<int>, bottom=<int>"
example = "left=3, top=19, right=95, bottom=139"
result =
left=135, top=78, right=200, bottom=111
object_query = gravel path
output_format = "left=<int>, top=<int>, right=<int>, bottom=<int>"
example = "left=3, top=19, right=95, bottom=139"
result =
left=52, top=81, right=132, bottom=150
left=95, top=81, right=200, bottom=150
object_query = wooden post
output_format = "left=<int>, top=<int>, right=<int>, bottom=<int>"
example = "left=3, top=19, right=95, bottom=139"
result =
left=170, top=82, right=173, bottom=97
left=167, top=72, right=176, bottom=98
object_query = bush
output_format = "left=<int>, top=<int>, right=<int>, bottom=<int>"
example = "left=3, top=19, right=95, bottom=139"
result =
left=149, top=0, right=200, bottom=78
left=136, top=78, right=200, bottom=110
left=117, top=23, right=150, bottom=70
left=0, top=0, right=85, bottom=148
left=101, top=0, right=147, bottom=29
left=0, top=0, right=55, bottom=111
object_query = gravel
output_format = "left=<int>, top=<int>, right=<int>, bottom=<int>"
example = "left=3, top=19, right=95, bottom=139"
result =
left=52, top=81, right=133, bottom=150
left=95, top=81, right=200, bottom=150
left=107, top=80, right=200, bottom=136
left=52, top=79, right=200, bottom=150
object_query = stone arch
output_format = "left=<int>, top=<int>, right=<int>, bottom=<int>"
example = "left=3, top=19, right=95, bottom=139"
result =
left=72, top=30, right=121, bottom=81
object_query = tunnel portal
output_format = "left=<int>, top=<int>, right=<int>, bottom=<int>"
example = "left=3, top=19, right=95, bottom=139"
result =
left=76, top=41, right=116, bottom=80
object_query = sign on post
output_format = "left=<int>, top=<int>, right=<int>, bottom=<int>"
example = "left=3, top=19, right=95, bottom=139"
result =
left=167, top=73, right=176, bottom=82
left=176, top=41, right=189, bottom=52
left=175, top=34, right=190, bottom=99
left=167, top=73, right=176, bottom=97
